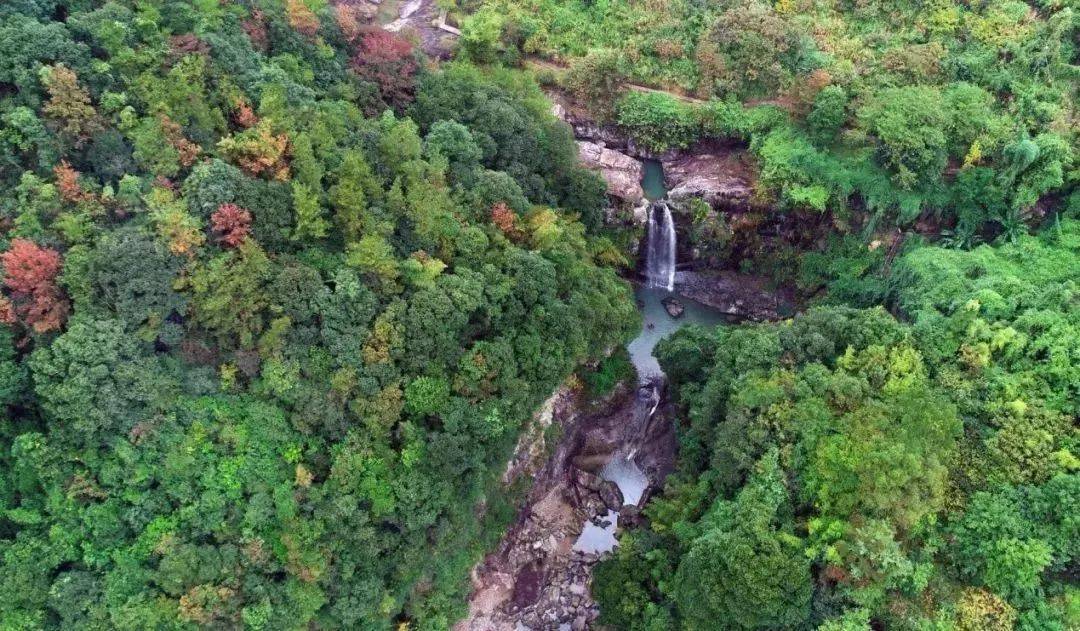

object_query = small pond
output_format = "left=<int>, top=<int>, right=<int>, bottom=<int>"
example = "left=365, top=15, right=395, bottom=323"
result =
left=641, top=159, right=666, bottom=201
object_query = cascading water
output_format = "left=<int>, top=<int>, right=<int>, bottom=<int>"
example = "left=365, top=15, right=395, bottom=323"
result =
left=574, top=159, right=725, bottom=555
left=644, top=201, right=677, bottom=292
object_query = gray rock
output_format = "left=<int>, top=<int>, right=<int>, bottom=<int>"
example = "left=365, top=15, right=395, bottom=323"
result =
left=577, top=141, right=644, bottom=202
left=663, top=151, right=753, bottom=210
left=661, top=297, right=685, bottom=319
left=598, top=479, right=624, bottom=511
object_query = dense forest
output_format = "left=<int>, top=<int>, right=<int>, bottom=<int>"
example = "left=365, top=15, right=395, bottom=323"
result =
left=0, top=1, right=638, bottom=628
left=0, top=0, right=1077, bottom=630
left=459, top=0, right=1077, bottom=239
left=594, top=225, right=1079, bottom=629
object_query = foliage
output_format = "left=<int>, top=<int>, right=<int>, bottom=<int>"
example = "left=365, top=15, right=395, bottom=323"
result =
left=0, top=5, right=640, bottom=628
left=470, top=0, right=1076, bottom=231
left=616, top=91, right=699, bottom=153
left=0, top=239, right=68, bottom=333
left=579, top=348, right=634, bottom=399
left=210, top=203, right=252, bottom=248
left=352, top=30, right=419, bottom=110
left=594, top=227, right=1080, bottom=628
left=561, top=48, right=627, bottom=121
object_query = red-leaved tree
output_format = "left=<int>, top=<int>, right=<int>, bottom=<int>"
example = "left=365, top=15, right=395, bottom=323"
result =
left=211, top=203, right=252, bottom=248
left=0, top=239, right=69, bottom=333
left=352, top=30, right=418, bottom=109
left=491, top=202, right=523, bottom=242
left=54, top=160, right=91, bottom=204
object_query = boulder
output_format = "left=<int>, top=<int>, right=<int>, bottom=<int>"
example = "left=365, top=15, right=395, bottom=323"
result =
left=598, top=479, right=625, bottom=511
left=661, top=297, right=685, bottom=319
left=577, top=141, right=644, bottom=202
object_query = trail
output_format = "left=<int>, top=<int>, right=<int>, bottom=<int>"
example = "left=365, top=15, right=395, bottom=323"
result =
left=523, top=57, right=708, bottom=105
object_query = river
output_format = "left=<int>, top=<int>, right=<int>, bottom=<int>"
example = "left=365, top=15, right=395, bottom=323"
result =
left=458, top=155, right=750, bottom=630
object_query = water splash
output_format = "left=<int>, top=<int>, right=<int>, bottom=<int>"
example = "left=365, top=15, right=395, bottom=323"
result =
left=644, top=201, right=676, bottom=292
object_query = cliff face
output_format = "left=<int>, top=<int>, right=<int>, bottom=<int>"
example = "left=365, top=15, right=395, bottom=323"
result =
left=553, top=96, right=759, bottom=217
left=577, top=141, right=645, bottom=203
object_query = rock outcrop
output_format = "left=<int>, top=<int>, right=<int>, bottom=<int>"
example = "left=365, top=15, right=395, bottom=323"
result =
left=577, top=141, right=644, bottom=202
left=663, top=150, right=754, bottom=210
left=661, top=297, right=685, bottom=319
left=676, top=270, right=797, bottom=322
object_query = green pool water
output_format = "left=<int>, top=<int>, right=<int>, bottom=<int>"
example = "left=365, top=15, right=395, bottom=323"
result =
left=641, top=159, right=666, bottom=200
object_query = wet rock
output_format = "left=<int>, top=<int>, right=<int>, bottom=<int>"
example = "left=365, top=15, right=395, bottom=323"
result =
left=661, top=297, right=685, bottom=318
left=631, top=198, right=649, bottom=225
left=570, top=452, right=610, bottom=472
left=675, top=270, right=797, bottom=322
left=572, top=468, right=605, bottom=493
left=577, top=141, right=644, bottom=202
left=598, top=480, right=624, bottom=511
left=618, top=504, right=645, bottom=530
left=513, top=562, right=546, bottom=609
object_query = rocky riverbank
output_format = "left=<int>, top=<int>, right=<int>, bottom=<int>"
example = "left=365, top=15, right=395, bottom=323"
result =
left=550, top=95, right=757, bottom=214
left=675, top=270, right=797, bottom=322
left=456, top=379, right=676, bottom=631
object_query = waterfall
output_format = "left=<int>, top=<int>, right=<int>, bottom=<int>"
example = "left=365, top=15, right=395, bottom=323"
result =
left=645, top=201, right=676, bottom=292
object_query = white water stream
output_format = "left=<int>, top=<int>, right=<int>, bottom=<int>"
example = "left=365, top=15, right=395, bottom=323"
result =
left=644, top=201, right=677, bottom=292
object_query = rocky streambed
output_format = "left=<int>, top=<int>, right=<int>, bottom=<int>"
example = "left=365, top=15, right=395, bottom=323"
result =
left=455, top=379, right=676, bottom=631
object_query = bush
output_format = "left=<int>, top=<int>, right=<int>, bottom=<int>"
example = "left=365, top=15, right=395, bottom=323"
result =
left=807, top=85, right=848, bottom=142
left=616, top=91, right=700, bottom=152
left=562, top=48, right=627, bottom=121
left=581, top=349, right=634, bottom=398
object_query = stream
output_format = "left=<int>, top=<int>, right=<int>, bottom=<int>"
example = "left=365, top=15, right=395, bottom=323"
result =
left=457, top=157, right=741, bottom=631
left=571, top=159, right=727, bottom=555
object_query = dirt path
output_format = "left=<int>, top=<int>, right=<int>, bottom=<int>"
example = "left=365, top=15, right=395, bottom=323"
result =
left=524, top=57, right=708, bottom=105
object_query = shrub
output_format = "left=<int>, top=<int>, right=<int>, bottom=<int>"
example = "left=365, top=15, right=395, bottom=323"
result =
left=616, top=91, right=700, bottom=152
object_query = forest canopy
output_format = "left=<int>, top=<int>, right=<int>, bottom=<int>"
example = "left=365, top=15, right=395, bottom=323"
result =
left=461, top=0, right=1077, bottom=235
left=594, top=224, right=1080, bottom=630
left=0, top=0, right=1077, bottom=629
left=0, top=1, right=637, bottom=628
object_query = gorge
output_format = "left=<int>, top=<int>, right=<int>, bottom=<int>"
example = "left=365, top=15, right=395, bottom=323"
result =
left=457, top=154, right=775, bottom=630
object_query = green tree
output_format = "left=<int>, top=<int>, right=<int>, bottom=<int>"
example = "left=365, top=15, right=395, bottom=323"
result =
left=857, top=86, right=949, bottom=190
left=674, top=451, right=812, bottom=630
left=29, top=317, right=173, bottom=443
left=331, top=150, right=381, bottom=241
left=188, top=239, right=273, bottom=348
left=292, top=181, right=329, bottom=242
